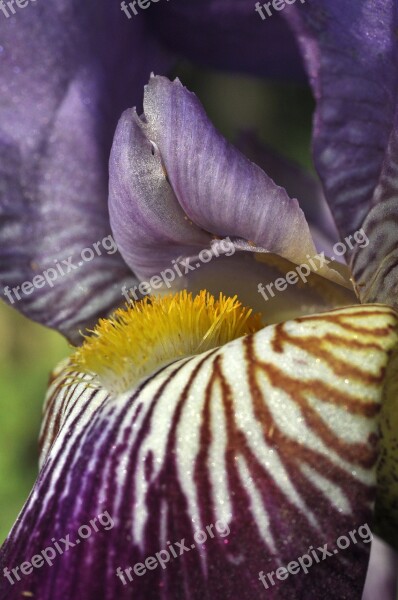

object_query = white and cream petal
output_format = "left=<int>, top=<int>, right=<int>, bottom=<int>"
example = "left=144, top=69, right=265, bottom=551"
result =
left=1, top=305, right=397, bottom=600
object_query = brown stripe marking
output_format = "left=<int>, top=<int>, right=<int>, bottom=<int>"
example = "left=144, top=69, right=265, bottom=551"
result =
left=246, top=336, right=379, bottom=469
left=271, top=323, right=389, bottom=386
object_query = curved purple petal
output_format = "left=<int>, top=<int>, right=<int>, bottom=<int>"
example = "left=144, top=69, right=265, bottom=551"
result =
left=349, top=115, right=398, bottom=307
left=110, top=76, right=343, bottom=283
left=284, top=0, right=397, bottom=233
left=283, top=1, right=398, bottom=308
left=0, top=2, right=169, bottom=341
left=108, top=106, right=211, bottom=279
left=1, top=305, right=396, bottom=599
left=149, top=0, right=306, bottom=82
left=236, top=132, right=341, bottom=255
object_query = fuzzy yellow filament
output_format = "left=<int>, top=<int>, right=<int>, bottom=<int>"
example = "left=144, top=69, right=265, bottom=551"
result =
left=68, top=290, right=262, bottom=394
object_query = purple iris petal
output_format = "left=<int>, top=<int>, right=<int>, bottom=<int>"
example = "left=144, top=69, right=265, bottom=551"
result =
left=109, top=75, right=324, bottom=281
left=0, top=2, right=169, bottom=341
left=283, top=0, right=398, bottom=307
left=284, top=0, right=397, bottom=233
left=108, top=106, right=211, bottom=280
left=237, top=132, right=341, bottom=255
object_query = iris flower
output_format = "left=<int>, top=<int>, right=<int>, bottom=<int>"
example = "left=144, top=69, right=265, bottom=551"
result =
left=0, top=1, right=397, bottom=600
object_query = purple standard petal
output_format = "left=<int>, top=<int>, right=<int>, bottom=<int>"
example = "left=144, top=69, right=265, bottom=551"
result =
left=1, top=305, right=396, bottom=600
left=149, top=0, right=306, bottom=82
left=0, top=2, right=170, bottom=342
left=108, top=106, right=211, bottom=279
left=349, top=113, right=398, bottom=307
left=109, top=76, right=343, bottom=283
left=283, top=1, right=398, bottom=308
left=236, top=132, right=341, bottom=257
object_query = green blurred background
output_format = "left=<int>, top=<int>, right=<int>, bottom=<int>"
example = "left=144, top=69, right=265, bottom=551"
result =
left=0, top=304, right=68, bottom=542
left=0, top=69, right=314, bottom=544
